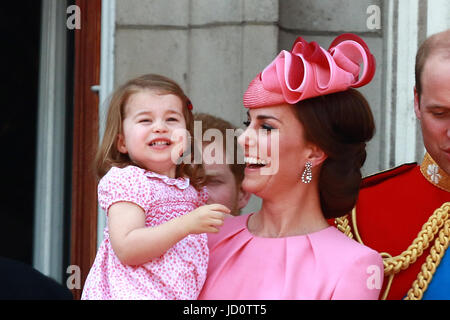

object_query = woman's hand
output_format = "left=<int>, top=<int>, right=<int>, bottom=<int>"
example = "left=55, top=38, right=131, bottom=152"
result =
left=183, top=204, right=230, bottom=234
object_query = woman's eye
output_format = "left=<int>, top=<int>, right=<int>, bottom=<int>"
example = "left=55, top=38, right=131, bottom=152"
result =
left=167, top=117, right=178, bottom=122
left=261, top=124, right=274, bottom=131
left=139, top=119, right=151, bottom=123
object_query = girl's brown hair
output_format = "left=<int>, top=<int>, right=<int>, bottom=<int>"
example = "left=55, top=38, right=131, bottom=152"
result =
left=95, top=74, right=206, bottom=190
left=293, top=88, right=375, bottom=219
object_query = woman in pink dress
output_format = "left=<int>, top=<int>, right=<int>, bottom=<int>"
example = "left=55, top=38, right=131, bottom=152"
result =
left=198, top=34, right=384, bottom=300
left=82, top=74, right=229, bottom=300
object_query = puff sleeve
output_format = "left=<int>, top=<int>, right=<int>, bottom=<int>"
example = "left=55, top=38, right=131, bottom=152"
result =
left=97, top=166, right=150, bottom=214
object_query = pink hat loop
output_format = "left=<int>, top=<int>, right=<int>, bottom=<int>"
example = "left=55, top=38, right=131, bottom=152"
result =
left=243, top=33, right=376, bottom=108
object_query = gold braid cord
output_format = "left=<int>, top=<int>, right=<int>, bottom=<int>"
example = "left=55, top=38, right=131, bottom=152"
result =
left=405, top=214, right=450, bottom=300
left=335, top=202, right=450, bottom=300
left=334, top=216, right=353, bottom=239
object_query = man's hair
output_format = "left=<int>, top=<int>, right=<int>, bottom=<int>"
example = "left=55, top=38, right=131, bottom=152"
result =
left=415, top=29, right=450, bottom=98
left=194, top=113, right=245, bottom=186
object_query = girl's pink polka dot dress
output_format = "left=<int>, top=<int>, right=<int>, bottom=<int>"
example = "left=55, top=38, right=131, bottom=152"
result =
left=81, top=165, right=209, bottom=300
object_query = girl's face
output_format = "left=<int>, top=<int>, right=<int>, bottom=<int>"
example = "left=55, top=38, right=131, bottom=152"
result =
left=117, top=90, right=187, bottom=177
left=237, top=105, right=312, bottom=198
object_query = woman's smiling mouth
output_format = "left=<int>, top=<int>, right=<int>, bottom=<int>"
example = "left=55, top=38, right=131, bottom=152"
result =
left=244, top=156, right=269, bottom=168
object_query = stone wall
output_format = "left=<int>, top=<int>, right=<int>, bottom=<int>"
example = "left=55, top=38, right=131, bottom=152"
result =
left=115, top=0, right=278, bottom=128
left=112, top=0, right=450, bottom=214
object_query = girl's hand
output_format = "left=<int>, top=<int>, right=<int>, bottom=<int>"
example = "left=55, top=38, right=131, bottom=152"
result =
left=108, top=202, right=230, bottom=265
left=184, top=204, right=230, bottom=234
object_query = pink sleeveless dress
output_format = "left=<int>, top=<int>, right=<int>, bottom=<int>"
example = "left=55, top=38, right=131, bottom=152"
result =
left=198, top=214, right=383, bottom=300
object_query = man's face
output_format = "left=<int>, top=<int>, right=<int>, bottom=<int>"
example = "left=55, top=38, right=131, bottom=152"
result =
left=201, top=141, right=249, bottom=215
left=203, top=161, right=241, bottom=215
left=415, top=54, right=450, bottom=175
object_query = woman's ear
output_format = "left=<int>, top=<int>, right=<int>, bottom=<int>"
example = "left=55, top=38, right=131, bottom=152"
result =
left=116, top=133, right=128, bottom=154
left=307, top=144, right=327, bottom=168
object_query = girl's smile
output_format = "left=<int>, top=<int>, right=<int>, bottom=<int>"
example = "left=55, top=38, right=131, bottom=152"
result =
left=148, top=137, right=172, bottom=149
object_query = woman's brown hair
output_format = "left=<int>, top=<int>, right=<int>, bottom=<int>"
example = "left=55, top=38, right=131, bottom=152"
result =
left=293, top=88, right=375, bottom=219
left=95, top=74, right=206, bottom=189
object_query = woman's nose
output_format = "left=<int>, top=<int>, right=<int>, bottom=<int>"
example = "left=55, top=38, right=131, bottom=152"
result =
left=238, top=127, right=257, bottom=150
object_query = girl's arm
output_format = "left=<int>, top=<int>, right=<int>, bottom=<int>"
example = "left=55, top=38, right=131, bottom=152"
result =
left=108, top=202, right=229, bottom=266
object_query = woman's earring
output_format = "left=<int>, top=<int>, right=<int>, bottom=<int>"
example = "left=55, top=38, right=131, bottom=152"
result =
left=301, top=161, right=313, bottom=184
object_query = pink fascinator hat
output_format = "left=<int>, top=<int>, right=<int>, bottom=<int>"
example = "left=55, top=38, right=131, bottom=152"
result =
left=243, top=33, right=376, bottom=108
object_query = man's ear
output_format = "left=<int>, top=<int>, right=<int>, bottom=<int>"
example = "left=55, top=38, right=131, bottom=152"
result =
left=117, top=133, right=128, bottom=154
left=237, top=185, right=251, bottom=211
left=414, top=86, right=422, bottom=120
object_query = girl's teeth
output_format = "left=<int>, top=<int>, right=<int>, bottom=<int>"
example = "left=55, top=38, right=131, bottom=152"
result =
left=151, top=141, right=169, bottom=146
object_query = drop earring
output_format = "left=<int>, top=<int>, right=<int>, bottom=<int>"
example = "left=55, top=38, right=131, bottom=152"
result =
left=301, top=161, right=313, bottom=184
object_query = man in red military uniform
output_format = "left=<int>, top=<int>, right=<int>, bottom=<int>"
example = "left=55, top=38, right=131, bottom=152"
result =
left=336, top=29, right=450, bottom=299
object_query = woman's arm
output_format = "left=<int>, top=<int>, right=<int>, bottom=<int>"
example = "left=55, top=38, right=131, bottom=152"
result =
left=108, top=202, right=229, bottom=266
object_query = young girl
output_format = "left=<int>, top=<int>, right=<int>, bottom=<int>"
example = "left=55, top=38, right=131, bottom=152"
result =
left=81, top=74, right=229, bottom=300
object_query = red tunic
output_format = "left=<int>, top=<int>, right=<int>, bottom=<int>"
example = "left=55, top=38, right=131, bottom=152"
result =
left=353, top=154, right=449, bottom=299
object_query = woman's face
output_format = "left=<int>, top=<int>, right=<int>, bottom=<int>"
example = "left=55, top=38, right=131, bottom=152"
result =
left=237, top=105, right=312, bottom=198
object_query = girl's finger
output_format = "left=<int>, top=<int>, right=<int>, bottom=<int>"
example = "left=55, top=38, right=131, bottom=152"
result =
left=206, top=226, right=220, bottom=233
left=209, top=218, right=224, bottom=226
left=206, top=204, right=231, bottom=213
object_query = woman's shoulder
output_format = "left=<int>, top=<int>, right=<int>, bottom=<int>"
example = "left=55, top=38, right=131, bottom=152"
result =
left=315, top=227, right=383, bottom=299
left=222, top=213, right=249, bottom=234
left=315, top=226, right=381, bottom=260
left=310, top=226, right=383, bottom=277
left=207, top=214, right=249, bottom=248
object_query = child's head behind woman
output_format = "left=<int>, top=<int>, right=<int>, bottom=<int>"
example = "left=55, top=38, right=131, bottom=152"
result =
left=95, top=74, right=205, bottom=189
